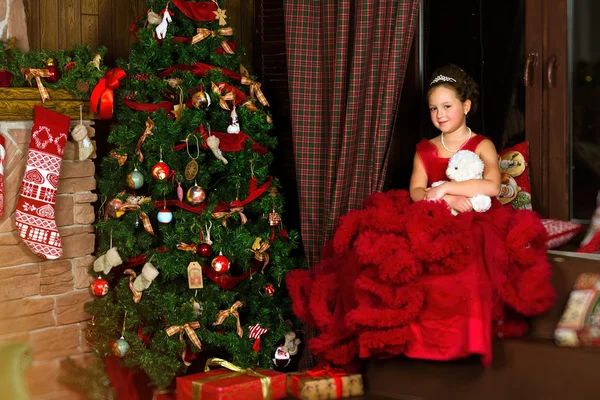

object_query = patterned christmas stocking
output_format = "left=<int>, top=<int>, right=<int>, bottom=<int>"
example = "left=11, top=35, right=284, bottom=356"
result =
left=15, top=106, right=70, bottom=259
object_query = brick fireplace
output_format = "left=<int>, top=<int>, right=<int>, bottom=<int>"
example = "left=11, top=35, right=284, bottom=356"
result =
left=0, top=103, right=97, bottom=399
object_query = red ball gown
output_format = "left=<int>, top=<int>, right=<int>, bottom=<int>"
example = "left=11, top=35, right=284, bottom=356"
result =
left=287, top=135, right=555, bottom=367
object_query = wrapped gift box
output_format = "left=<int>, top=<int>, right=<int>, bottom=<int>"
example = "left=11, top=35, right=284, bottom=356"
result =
left=176, top=366, right=286, bottom=400
left=287, top=370, right=364, bottom=400
left=554, top=272, right=600, bottom=347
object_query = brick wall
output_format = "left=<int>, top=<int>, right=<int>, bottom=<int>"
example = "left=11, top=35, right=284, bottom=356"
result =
left=0, top=120, right=96, bottom=400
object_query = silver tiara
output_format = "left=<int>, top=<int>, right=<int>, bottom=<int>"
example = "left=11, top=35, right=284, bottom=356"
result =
left=430, top=75, right=457, bottom=85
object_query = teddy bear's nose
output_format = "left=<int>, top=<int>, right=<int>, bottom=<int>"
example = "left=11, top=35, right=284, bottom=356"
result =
left=455, top=167, right=458, bottom=170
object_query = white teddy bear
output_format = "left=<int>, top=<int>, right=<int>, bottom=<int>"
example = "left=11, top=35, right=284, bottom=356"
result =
left=431, top=150, right=491, bottom=215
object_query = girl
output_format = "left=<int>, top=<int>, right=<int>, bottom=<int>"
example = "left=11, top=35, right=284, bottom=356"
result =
left=410, top=64, right=501, bottom=212
left=403, top=64, right=552, bottom=365
left=287, top=65, right=555, bottom=368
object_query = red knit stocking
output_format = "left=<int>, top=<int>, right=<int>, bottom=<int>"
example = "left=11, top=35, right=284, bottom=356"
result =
left=15, top=106, right=70, bottom=259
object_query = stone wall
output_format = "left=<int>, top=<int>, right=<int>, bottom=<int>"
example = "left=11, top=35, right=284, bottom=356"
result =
left=0, top=120, right=96, bottom=400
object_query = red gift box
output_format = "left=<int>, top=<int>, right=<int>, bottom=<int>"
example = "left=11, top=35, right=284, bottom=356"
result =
left=176, top=358, right=286, bottom=400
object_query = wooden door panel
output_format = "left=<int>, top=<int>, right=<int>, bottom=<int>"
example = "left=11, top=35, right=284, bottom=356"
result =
left=525, top=0, right=547, bottom=216
left=545, top=0, right=569, bottom=220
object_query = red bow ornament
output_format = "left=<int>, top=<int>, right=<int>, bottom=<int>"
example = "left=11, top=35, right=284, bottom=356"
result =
left=90, top=68, right=127, bottom=119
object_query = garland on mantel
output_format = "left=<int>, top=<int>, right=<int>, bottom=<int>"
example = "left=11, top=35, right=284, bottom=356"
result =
left=0, top=40, right=109, bottom=99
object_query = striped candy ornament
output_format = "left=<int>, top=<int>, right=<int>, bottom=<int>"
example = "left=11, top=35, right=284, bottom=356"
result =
left=248, top=323, right=268, bottom=353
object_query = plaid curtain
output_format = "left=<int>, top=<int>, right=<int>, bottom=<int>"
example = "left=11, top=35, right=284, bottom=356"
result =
left=284, top=0, right=420, bottom=267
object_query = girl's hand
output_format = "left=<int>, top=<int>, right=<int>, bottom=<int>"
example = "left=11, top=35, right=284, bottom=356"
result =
left=444, top=195, right=473, bottom=213
left=424, top=184, right=447, bottom=200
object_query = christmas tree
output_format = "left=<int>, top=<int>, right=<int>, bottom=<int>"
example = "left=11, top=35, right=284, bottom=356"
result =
left=85, top=0, right=300, bottom=390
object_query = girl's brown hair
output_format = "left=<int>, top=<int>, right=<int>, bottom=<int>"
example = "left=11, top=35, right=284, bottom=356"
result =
left=428, top=64, right=480, bottom=114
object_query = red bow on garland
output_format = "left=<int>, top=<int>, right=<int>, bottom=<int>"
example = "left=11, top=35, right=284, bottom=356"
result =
left=90, top=68, right=127, bottom=119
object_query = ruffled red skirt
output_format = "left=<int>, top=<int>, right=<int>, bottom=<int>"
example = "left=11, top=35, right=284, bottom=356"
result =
left=287, top=190, right=555, bottom=367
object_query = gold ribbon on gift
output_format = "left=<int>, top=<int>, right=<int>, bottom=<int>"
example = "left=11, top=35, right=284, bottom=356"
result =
left=136, top=117, right=155, bottom=162
left=109, top=151, right=128, bottom=166
left=166, top=321, right=202, bottom=366
left=21, top=68, right=51, bottom=103
left=213, top=301, right=243, bottom=338
left=211, top=207, right=247, bottom=228
left=123, top=269, right=142, bottom=303
left=191, top=27, right=234, bottom=54
left=247, top=241, right=271, bottom=273
left=190, top=358, right=272, bottom=400
left=211, top=82, right=235, bottom=110
left=240, top=76, right=269, bottom=107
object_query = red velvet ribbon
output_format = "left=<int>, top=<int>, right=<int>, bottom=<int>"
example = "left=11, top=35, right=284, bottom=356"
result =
left=213, top=177, right=273, bottom=213
left=169, top=36, right=237, bottom=55
left=216, top=42, right=237, bottom=54
left=172, top=126, right=267, bottom=155
left=201, top=260, right=261, bottom=290
left=129, top=11, right=146, bottom=39
left=90, top=68, right=127, bottom=119
left=157, top=62, right=240, bottom=81
left=154, top=199, right=208, bottom=215
left=170, top=0, right=218, bottom=21
left=124, top=98, right=174, bottom=115
left=291, top=365, right=347, bottom=399
left=217, top=82, right=248, bottom=105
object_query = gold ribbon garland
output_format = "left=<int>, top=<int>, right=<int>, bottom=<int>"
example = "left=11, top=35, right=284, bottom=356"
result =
left=123, top=269, right=142, bottom=303
left=190, top=358, right=272, bottom=400
left=191, top=27, right=234, bottom=54
left=165, top=321, right=202, bottom=366
left=113, top=201, right=156, bottom=236
left=211, top=206, right=247, bottom=228
left=211, top=82, right=235, bottom=110
left=109, top=151, right=128, bottom=166
left=241, top=100, right=257, bottom=112
left=21, top=68, right=51, bottom=103
left=240, top=76, right=269, bottom=107
left=176, top=243, right=198, bottom=253
left=136, top=117, right=155, bottom=163
left=213, top=301, right=244, bottom=338
left=248, top=241, right=271, bottom=273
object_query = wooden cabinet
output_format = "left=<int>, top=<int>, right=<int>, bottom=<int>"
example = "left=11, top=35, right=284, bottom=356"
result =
left=526, top=0, right=570, bottom=220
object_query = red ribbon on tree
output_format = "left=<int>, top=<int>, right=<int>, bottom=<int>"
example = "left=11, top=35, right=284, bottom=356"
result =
left=216, top=82, right=248, bottom=105
left=124, top=98, right=174, bottom=115
left=154, top=199, right=207, bottom=215
left=172, top=125, right=267, bottom=155
left=90, top=68, right=127, bottom=119
left=213, top=177, right=273, bottom=213
left=170, top=0, right=219, bottom=21
left=157, top=62, right=239, bottom=81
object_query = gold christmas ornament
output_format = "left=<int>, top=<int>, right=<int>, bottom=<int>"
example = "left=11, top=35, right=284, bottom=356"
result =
left=191, top=89, right=211, bottom=110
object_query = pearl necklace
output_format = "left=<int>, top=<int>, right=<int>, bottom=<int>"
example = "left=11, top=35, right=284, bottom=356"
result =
left=441, top=127, right=472, bottom=153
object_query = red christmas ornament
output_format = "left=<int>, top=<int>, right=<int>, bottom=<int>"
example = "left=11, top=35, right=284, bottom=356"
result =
left=197, top=243, right=212, bottom=258
left=44, top=58, right=61, bottom=83
left=151, top=161, right=170, bottom=180
left=263, top=284, right=275, bottom=296
left=90, top=278, right=109, bottom=297
left=211, top=253, right=230, bottom=275
left=0, top=70, right=13, bottom=87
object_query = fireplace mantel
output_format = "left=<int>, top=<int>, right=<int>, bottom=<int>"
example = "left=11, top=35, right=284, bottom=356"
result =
left=0, top=88, right=94, bottom=121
